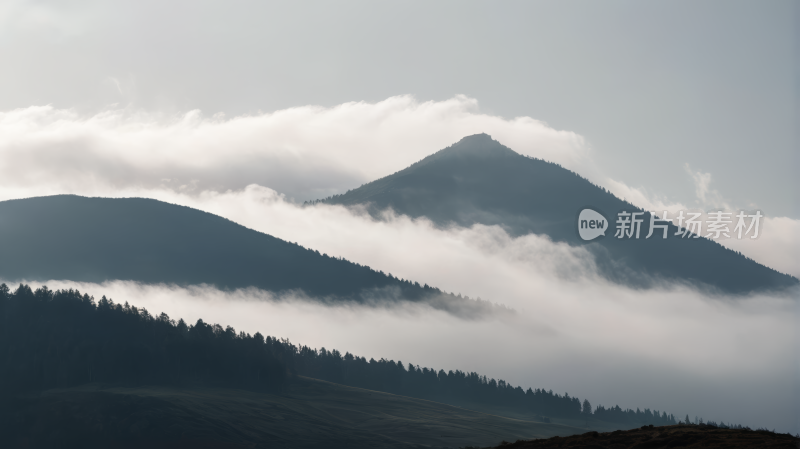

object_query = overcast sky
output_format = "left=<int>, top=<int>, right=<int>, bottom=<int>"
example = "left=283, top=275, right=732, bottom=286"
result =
left=1, top=0, right=797, bottom=218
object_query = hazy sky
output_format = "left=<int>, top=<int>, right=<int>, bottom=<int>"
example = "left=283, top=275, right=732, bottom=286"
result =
left=1, top=0, right=797, bottom=218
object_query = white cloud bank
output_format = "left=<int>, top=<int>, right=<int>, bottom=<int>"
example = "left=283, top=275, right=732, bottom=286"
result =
left=0, top=96, right=590, bottom=202
left=1, top=96, right=795, bottom=276
left=6, top=186, right=798, bottom=432
left=0, top=96, right=798, bottom=432
left=14, top=237, right=796, bottom=434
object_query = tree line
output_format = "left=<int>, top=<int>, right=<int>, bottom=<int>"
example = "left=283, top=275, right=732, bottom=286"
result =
left=0, top=284, right=289, bottom=392
left=290, top=344, right=677, bottom=425
left=1, top=283, right=682, bottom=426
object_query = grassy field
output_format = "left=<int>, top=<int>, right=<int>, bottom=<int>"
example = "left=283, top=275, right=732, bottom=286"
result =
left=5, top=377, right=588, bottom=448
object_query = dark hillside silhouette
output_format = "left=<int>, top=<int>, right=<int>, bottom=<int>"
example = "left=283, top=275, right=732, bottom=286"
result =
left=321, top=134, right=797, bottom=293
left=0, top=283, right=686, bottom=433
left=0, top=284, right=289, bottom=394
left=0, top=283, right=594, bottom=448
left=493, top=425, right=799, bottom=449
left=0, top=195, right=490, bottom=314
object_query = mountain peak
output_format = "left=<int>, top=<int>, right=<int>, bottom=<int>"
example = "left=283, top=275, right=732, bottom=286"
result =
left=434, top=133, right=517, bottom=160
left=457, top=133, right=493, bottom=143
left=451, top=133, right=498, bottom=149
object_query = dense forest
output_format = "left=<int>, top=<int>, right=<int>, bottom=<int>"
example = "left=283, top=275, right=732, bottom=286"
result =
left=0, top=284, right=290, bottom=392
left=290, top=343, right=676, bottom=426
left=1, top=284, right=684, bottom=427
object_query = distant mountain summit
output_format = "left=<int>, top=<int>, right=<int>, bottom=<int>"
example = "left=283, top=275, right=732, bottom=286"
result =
left=322, top=134, right=797, bottom=293
left=0, top=195, right=489, bottom=315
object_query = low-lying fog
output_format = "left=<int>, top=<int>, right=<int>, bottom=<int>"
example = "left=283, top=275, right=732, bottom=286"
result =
left=1, top=98, right=797, bottom=432
left=11, top=187, right=798, bottom=433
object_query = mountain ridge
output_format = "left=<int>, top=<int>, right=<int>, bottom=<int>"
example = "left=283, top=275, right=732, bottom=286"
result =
left=0, top=194, right=494, bottom=316
left=320, top=134, right=797, bottom=293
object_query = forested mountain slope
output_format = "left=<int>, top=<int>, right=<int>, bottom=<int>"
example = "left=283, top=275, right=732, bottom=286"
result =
left=322, top=134, right=796, bottom=293
left=0, top=283, right=684, bottom=441
left=0, top=195, right=483, bottom=312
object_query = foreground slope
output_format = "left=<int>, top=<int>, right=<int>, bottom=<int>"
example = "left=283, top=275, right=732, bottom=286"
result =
left=0, top=195, right=474, bottom=309
left=492, top=424, right=799, bottom=449
left=324, top=134, right=797, bottom=293
left=2, top=378, right=588, bottom=449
